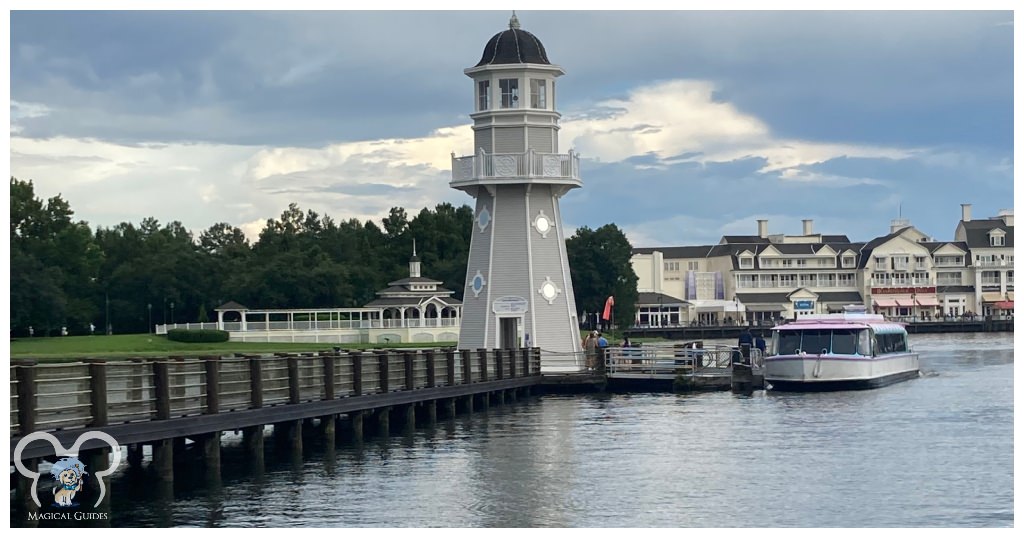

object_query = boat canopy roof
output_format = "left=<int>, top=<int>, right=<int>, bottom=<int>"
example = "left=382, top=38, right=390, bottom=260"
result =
left=773, top=314, right=907, bottom=335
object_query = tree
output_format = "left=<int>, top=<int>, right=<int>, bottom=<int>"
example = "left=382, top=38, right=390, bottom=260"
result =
left=566, top=224, right=639, bottom=330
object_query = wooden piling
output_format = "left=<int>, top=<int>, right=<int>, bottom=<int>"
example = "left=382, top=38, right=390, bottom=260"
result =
left=461, top=349, right=472, bottom=384
left=200, top=432, right=221, bottom=482
left=15, top=360, right=37, bottom=436
left=86, top=359, right=108, bottom=427
left=203, top=356, right=220, bottom=414
left=445, top=397, right=457, bottom=418
left=446, top=350, right=456, bottom=386
left=323, top=354, right=336, bottom=400
left=248, top=355, right=263, bottom=409
left=477, top=348, right=489, bottom=382
left=127, top=444, right=144, bottom=469
left=243, top=426, right=265, bottom=472
left=350, top=351, right=363, bottom=396
left=153, top=360, right=171, bottom=420
left=425, top=399, right=437, bottom=424
left=376, top=406, right=391, bottom=436
left=350, top=411, right=365, bottom=444
left=377, top=351, right=390, bottom=393
left=404, top=351, right=415, bottom=390
left=425, top=350, right=436, bottom=388
left=152, top=439, right=174, bottom=482
left=403, top=404, right=416, bottom=434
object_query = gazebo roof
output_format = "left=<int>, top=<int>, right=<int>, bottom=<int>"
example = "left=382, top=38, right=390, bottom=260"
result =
left=215, top=301, right=249, bottom=311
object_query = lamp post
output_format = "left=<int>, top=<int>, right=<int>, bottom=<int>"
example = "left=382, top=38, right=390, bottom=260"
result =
left=105, top=292, right=111, bottom=335
left=170, top=302, right=175, bottom=327
left=147, top=303, right=152, bottom=334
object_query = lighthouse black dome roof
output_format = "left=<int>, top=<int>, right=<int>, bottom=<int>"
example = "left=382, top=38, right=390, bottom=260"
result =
left=475, top=14, right=551, bottom=67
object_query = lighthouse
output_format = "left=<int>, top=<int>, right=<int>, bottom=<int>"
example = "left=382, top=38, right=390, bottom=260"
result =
left=451, top=13, right=583, bottom=367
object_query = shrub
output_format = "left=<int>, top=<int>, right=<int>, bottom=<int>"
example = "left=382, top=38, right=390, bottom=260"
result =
left=166, top=329, right=230, bottom=343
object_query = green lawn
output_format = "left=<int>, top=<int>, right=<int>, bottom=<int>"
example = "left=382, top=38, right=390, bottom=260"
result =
left=8, top=334, right=455, bottom=362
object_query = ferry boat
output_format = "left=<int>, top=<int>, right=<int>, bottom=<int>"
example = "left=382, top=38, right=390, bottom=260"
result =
left=765, top=308, right=919, bottom=391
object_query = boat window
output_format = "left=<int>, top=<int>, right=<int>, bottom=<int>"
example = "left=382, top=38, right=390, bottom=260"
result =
left=874, top=332, right=908, bottom=354
left=830, top=329, right=859, bottom=355
left=859, top=330, right=872, bottom=356
left=800, top=330, right=831, bottom=355
left=777, top=331, right=802, bottom=355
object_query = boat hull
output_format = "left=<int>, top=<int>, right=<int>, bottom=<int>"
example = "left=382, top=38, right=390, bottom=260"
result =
left=765, top=353, right=919, bottom=392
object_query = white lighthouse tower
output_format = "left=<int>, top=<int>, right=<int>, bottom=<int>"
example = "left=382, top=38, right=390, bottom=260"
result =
left=451, top=13, right=583, bottom=366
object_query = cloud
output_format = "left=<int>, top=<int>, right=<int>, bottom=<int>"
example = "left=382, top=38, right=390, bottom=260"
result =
left=561, top=79, right=918, bottom=177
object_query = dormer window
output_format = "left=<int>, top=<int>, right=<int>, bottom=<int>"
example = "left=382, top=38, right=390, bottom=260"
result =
left=500, top=78, right=519, bottom=108
left=478, top=80, right=490, bottom=111
left=991, top=235, right=1005, bottom=247
left=530, top=79, right=547, bottom=108
left=843, top=255, right=855, bottom=267
left=739, top=256, right=754, bottom=269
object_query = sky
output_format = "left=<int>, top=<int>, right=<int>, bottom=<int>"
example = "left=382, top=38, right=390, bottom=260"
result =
left=7, top=7, right=1018, bottom=248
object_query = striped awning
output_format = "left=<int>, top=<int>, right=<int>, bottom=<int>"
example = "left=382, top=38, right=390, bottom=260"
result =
left=915, top=296, right=941, bottom=307
left=982, top=293, right=1004, bottom=303
left=894, top=299, right=915, bottom=307
left=873, top=299, right=898, bottom=308
left=994, top=301, right=1014, bottom=309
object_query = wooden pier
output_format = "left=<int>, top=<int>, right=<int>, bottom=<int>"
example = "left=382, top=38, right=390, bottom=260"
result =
left=11, top=347, right=541, bottom=511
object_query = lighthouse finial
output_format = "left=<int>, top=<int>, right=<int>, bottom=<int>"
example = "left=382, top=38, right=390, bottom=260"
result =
left=413, top=238, right=417, bottom=258
left=510, top=11, right=520, bottom=30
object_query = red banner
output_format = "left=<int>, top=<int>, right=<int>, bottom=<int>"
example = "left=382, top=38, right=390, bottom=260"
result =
left=602, top=296, right=615, bottom=321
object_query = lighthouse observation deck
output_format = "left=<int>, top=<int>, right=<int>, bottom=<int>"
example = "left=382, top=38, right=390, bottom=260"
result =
left=450, top=148, right=582, bottom=190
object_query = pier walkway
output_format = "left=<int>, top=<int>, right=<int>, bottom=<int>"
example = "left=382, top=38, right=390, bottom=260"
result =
left=11, top=348, right=541, bottom=465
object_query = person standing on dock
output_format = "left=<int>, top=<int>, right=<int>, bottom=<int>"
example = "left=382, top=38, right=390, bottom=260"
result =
left=738, top=328, right=754, bottom=348
left=584, top=331, right=598, bottom=370
left=755, top=331, right=767, bottom=357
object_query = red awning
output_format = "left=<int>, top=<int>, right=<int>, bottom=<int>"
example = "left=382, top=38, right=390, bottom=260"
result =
left=994, top=301, right=1014, bottom=309
left=915, top=296, right=941, bottom=307
left=895, top=299, right=915, bottom=307
left=873, top=299, right=898, bottom=308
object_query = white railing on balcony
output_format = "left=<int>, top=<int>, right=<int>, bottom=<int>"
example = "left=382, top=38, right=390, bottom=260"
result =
left=975, top=259, right=1012, bottom=267
left=451, top=148, right=580, bottom=182
left=155, top=317, right=460, bottom=335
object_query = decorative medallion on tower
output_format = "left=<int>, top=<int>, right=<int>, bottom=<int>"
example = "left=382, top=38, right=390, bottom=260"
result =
left=451, top=14, right=584, bottom=368
left=532, top=210, right=553, bottom=238
left=476, top=207, right=491, bottom=232
left=538, top=277, right=562, bottom=305
left=470, top=270, right=487, bottom=298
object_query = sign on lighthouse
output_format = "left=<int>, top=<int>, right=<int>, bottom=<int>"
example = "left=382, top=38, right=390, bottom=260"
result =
left=450, top=13, right=584, bottom=368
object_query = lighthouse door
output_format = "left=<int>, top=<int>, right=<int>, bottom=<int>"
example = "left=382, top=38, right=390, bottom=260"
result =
left=499, top=317, right=520, bottom=349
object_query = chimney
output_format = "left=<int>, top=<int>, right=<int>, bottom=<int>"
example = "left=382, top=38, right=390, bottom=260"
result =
left=961, top=203, right=972, bottom=223
left=757, top=219, right=768, bottom=239
left=802, top=219, right=813, bottom=236
left=998, top=209, right=1013, bottom=227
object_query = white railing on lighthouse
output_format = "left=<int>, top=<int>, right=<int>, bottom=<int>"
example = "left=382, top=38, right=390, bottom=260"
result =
left=451, top=148, right=580, bottom=182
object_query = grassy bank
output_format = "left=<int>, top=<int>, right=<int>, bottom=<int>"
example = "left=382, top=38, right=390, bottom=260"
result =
left=9, top=334, right=456, bottom=362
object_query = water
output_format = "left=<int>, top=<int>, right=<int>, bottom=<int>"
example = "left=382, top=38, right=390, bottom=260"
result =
left=18, top=332, right=1015, bottom=527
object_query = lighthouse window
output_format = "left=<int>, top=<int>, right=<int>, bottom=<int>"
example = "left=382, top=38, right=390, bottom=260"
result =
left=500, top=78, right=519, bottom=108
left=478, top=80, right=490, bottom=111
left=530, top=79, right=547, bottom=108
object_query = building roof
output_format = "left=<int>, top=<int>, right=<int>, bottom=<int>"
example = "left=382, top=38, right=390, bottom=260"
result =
left=918, top=241, right=970, bottom=253
left=387, top=276, right=443, bottom=286
left=215, top=301, right=249, bottom=311
left=476, top=15, right=551, bottom=67
left=959, top=218, right=1014, bottom=248
left=816, top=291, right=864, bottom=303
left=378, top=285, right=455, bottom=295
left=364, top=295, right=463, bottom=308
left=637, top=292, right=687, bottom=305
left=736, top=292, right=791, bottom=304
left=632, top=245, right=716, bottom=259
